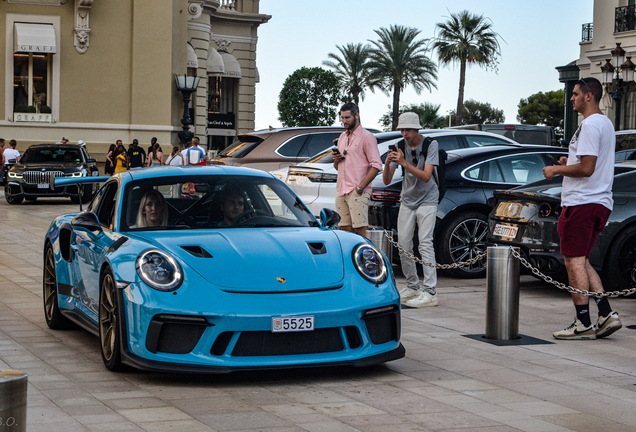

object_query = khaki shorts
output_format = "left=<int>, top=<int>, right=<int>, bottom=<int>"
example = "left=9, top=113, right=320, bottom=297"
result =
left=336, top=191, right=370, bottom=228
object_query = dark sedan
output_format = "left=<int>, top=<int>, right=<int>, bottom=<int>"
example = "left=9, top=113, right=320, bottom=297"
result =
left=368, top=145, right=568, bottom=278
left=5, top=144, right=99, bottom=204
left=488, top=163, right=636, bottom=291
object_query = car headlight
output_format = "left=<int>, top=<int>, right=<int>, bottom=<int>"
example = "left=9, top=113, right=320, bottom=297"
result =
left=66, top=172, right=83, bottom=177
left=352, top=243, right=388, bottom=284
left=136, top=249, right=183, bottom=291
left=8, top=172, right=23, bottom=179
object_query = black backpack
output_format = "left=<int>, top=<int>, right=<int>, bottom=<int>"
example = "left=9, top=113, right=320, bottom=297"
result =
left=398, top=137, right=447, bottom=204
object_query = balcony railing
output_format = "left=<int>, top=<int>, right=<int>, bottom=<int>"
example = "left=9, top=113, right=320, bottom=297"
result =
left=219, top=0, right=235, bottom=10
left=582, top=23, right=593, bottom=41
left=616, top=5, right=636, bottom=33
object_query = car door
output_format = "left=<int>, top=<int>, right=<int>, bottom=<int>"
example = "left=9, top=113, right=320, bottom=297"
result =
left=73, top=182, right=119, bottom=321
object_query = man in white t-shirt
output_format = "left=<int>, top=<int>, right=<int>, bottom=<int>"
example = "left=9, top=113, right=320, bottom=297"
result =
left=185, top=136, right=207, bottom=165
left=543, top=77, right=621, bottom=340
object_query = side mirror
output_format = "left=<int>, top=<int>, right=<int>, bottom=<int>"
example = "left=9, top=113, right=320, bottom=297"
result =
left=320, top=208, right=341, bottom=229
left=72, top=212, right=103, bottom=234
left=86, top=158, right=97, bottom=163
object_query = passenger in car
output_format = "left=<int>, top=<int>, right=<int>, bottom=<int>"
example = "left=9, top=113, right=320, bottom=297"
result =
left=217, top=187, right=245, bottom=227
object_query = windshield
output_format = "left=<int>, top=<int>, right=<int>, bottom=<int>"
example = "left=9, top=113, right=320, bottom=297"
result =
left=121, top=175, right=317, bottom=231
left=218, top=137, right=263, bottom=158
left=21, top=147, right=82, bottom=164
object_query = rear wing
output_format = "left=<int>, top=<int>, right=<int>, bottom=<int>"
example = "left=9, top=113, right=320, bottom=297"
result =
left=49, top=174, right=110, bottom=190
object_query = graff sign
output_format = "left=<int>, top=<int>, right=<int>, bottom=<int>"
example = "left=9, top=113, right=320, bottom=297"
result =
left=14, top=113, right=52, bottom=123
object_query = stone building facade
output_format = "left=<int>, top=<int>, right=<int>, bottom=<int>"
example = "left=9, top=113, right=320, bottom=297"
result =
left=1, top=0, right=269, bottom=163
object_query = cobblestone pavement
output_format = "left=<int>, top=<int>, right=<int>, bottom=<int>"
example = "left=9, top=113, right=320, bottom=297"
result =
left=1, top=196, right=636, bottom=432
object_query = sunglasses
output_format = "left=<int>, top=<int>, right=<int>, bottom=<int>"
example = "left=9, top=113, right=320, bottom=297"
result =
left=577, top=78, right=592, bottom=92
left=411, top=149, right=418, bottom=166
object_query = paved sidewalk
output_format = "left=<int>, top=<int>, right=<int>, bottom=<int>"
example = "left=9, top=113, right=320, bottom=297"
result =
left=1, top=198, right=636, bottom=432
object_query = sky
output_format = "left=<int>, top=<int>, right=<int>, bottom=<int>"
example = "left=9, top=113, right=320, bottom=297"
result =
left=254, top=0, right=594, bottom=132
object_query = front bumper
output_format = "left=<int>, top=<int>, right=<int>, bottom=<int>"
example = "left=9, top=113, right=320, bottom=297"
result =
left=6, top=180, right=82, bottom=198
left=117, top=279, right=404, bottom=372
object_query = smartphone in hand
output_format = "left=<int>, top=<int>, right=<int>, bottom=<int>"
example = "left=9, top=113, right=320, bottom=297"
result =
left=388, top=144, right=397, bottom=152
left=546, top=154, right=560, bottom=165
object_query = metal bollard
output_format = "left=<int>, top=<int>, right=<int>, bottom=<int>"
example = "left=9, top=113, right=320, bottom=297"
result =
left=485, top=246, right=520, bottom=340
left=0, top=370, right=27, bottom=432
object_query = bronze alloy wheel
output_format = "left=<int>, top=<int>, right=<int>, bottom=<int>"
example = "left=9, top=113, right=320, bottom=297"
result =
left=43, top=244, right=72, bottom=329
left=99, top=272, right=123, bottom=370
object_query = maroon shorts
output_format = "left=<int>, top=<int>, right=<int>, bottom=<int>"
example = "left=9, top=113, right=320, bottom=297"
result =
left=557, top=203, right=611, bottom=258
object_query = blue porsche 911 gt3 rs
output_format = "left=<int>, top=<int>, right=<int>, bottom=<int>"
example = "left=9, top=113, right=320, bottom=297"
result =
left=43, top=166, right=404, bottom=372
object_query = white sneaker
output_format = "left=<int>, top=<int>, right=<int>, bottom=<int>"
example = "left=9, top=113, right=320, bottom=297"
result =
left=552, top=318, right=596, bottom=340
left=405, top=291, right=438, bottom=308
left=398, top=287, right=419, bottom=301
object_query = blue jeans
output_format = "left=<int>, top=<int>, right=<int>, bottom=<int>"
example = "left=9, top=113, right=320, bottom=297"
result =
left=397, top=204, right=437, bottom=295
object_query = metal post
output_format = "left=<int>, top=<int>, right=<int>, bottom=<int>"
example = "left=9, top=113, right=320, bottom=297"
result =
left=0, top=370, right=27, bottom=432
left=485, top=246, right=520, bottom=340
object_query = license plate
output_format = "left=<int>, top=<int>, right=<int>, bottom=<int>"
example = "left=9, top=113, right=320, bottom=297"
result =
left=493, top=224, right=518, bottom=238
left=37, top=183, right=49, bottom=189
left=272, top=316, right=314, bottom=333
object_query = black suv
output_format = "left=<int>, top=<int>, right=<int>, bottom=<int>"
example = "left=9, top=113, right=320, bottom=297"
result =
left=5, top=144, right=99, bottom=204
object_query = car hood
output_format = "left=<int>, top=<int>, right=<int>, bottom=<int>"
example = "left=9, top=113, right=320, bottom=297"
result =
left=13, top=162, right=82, bottom=171
left=128, top=229, right=345, bottom=293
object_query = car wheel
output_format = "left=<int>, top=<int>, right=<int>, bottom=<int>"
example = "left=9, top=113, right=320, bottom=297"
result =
left=99, top=270, right=124, bottom=371
left=439, top=211, right=489, bottom=279
left=5, top=186, right=23, bottom=205
left=43, top=244, right=74, bottom=329
left=603, top=226, right=636, bottom=293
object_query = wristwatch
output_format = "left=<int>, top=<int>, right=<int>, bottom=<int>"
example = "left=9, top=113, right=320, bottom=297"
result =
left=356, top=186, right=364, bottom=195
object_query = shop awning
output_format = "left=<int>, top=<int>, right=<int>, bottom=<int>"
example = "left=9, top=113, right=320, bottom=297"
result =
left=207, top=48, right=242, bottom=79
left=220, top=52, right=242, bottom=78
left=14, top=23, right=56, bottom=54
left=207, top=48, right=225, bottom=75
left=187, top=43, right=198, bottom=69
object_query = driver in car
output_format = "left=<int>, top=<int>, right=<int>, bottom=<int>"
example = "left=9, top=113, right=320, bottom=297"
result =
left=218, top=189, right=245, bottom=227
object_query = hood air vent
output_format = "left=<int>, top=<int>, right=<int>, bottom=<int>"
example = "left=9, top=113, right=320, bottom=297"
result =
left=181, top=245, right=213, bottom=258
left=307, top=242, right=326, bottom=255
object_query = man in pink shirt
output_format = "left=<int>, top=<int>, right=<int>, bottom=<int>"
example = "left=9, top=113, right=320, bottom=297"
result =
left=332, top=103, right=382, bottom=237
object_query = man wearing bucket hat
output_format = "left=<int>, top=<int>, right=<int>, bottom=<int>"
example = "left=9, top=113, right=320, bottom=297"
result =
left=332, top=102, right=382, bottom=238
left=383, top=112, right=439, bottom=308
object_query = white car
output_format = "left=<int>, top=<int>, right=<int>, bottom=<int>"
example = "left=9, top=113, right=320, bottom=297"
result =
left=273, top=130, right=521, bottom=217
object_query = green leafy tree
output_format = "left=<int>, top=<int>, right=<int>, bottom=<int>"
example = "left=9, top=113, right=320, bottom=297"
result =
left=367, top=25, right=438, bottom=130
left=379, top=102, right=446, bottom=132
left=448, top=99, right=505, bottom=125
left=517, top=89, right=565, bottom=137
left=431, top=10, right=503, bottom=126
left=323, top=43, right=371, bottom=106
left=277, top=67, right=341, bottom=127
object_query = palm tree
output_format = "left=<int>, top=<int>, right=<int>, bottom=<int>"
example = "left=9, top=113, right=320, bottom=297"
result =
left=367, top=25, right=438, bottom=130
left=322, top=43, right=371, bottom=106
left=431, top=10, right=502, bottom=126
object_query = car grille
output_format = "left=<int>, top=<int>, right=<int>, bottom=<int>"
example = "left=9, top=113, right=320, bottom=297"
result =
left=23, top=171, right=65, bottom=184
left=231, top=328, right=344, bottom=356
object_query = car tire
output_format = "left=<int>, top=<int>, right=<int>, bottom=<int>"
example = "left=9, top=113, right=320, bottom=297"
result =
left=99, top=270, right=124, bottom=371
left=5, top=186, right=23, bottom=205
left=438, top=211, right=489, bottom=279
left=43, top=244, right=74, bottom=329
left=603, top=225, right=636, bottom=294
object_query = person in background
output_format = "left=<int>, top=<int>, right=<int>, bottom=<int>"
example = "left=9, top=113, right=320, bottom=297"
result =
left=185, top=136, right=207, bottom=165
left=0, top=138, right=5, bottom=167
left=4, top=139, right=21, bottom=163
left=543, top=77, right=621, bottom=340
left=383, top=112, right=439, bottom=308
left=181, top=139, right=192, bottom=163
left=332, top=102, right=381, bottom=238
left=60, top=137, right=69, bottom=144
left=148, top=142, right=163, bottom=167
left=166, top=146, right=183, bottom=166
left=127, top=139, right=146, bottom=169
left=105, top=144, right=116, bottom=175
left=114, top=144, right=128, bottom=174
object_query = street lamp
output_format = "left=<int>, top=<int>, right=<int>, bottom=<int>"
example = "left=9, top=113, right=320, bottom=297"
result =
left=174, top=74, right=201, bottom=146
left=601, top=42, right=635, bottom=131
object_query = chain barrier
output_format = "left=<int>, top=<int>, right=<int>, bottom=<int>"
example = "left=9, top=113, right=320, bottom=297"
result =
left=382, top=229, right=636, bottom=298
left=382, top=229, right=486, bottom=270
